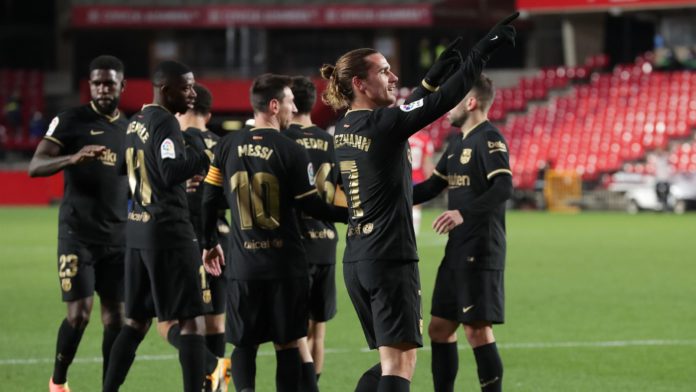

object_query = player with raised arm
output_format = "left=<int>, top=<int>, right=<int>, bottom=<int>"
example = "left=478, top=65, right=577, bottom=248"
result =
left=200, top=73, right=347, bottom=392
left=320, top=13, right=517, bottom=391
left=29, top=55, right=128, bottom=392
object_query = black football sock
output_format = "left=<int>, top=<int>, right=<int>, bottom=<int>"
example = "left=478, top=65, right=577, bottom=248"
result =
left=103, top=325, right=145, bottom=392
left=206, top=333, right=226, bottom=358
left=301, top=362, right=319, bottom=392
left=231, top=346, right=258, bottom=391
left=167, top=324, right=219, bottom=374
left=275, top=347, right=301, bottom=392
left=52, top=318, right=86, bottom=384
left=432, top=341, right=458, bottom=392
left=355, top=363, right=382, bottom=392
left=101, top=323, right=122, bottom=383
left=316, top=373, right=321, bottom=382
left=178, top=334, right=206, bottom=392
left=378, top=375, right=410, bottom=391
left=473, top=342, right=503, bottom=392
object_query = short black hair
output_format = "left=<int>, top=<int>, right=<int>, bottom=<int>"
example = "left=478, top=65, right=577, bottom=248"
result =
left=291, top=76, right=316, bottom=114
left=250, top=73, right=292, bottom=113
left=192, top=83, right=212, bottom=115
left=152, top=60, right=192, bottom=87
left=89, top=55, right=124, bottom=74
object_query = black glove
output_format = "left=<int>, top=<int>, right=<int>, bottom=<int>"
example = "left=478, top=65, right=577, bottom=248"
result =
left=473, top=12, right=518, bottom=58
left=423, top=37, right=464, bottom=91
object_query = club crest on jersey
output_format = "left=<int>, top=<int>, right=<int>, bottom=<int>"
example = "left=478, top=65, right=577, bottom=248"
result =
left=307, top=163, right=316, bottom=186
left=460, top=148, right=472, bottom=164
left=46, top=117, right=59, bottom=136
left=399, top=98, right=424, bottom=112
left=161, top=138, right=176, bottom=159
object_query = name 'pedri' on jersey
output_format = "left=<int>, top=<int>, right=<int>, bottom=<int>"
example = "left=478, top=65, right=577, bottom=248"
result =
left=203, top=128, right=321, bottom=280
left=284, top=123, right=339, bottom=265
left=43, top=102, right=129, bottom=246
left=124, top=104, right=209, bottom=249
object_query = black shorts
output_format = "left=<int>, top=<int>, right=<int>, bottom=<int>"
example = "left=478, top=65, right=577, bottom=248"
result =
left=343, top=260, right=423, bottom=350
left=124, top=246, right=210, bottom=322
left=57, top=239, right=124, bottom=302
left=431, top=264, right=505, bottom=324
left=225, top=277, right=308, bottom=347
left=308, top=264, right=337, bottom=322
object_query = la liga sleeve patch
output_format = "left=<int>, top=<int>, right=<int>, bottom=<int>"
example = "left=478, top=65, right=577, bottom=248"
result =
left=399, top=98, right=424, bottom=112
left=160, top=138, right=176, bottom=159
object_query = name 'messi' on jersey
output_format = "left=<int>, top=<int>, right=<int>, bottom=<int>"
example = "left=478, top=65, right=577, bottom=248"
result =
left=334, top=133, right=372, bottom=152
left=238, top=144, right=274, bottom=160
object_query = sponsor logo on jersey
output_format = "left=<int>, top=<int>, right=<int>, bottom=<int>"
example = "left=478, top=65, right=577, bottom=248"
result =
left=160, top=138, right=176, bottom=159
left=460, top=148, right=472, bottom=164
left=90, top=129, right=104, bottom=135
left=46, top=117, right=59, bottom=136
left=488, top=140, right=508, bottom=153
left=399, top=98, right=424, bottom=112
left=448, top=174, right=471, bottom=188
left=307, top=228, right=336, bottom=240
left=99, top=148, right=118, bottom=166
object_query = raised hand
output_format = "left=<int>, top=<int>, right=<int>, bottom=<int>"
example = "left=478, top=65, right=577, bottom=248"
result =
left=423, top=37, right=464, bottom=90
left=474, top=12, right=519, bottom=57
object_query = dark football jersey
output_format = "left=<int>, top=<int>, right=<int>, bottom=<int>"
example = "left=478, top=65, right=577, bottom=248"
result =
left=44, top=102, right=128, bottom=245
left=433, top=121, right=511, bottom=269
left=124, top=104, right=210, bottom=249
left=333, top=52, right=486, bottom=263
left=184, top=127, right=224, bottom=243
left=284, top=123, right=339, bottom=265
left=204, top=127, right=320, bottom=279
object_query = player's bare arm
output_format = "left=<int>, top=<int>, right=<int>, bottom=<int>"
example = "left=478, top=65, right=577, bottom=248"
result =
left=28, top=140, right=106, bottom=177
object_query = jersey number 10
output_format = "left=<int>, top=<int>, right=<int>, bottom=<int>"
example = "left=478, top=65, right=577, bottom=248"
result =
left=231, top=171, right=280, bottom=230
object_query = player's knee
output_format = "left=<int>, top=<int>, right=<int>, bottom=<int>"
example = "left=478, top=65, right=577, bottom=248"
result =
left=464, top=324, right=494, bottom=347
left=125, top=318, right=151, bottom=334
left=204, top=314, right=225, bottom=334
left=381, top=350, right=417, bottom=377
left=67, top=311, right=90, bottom=329
left=428, top=321, right=456, bottom=343
left=100, top=303, right=124, bottom=327
left=179, top=316, right=205, bottom=335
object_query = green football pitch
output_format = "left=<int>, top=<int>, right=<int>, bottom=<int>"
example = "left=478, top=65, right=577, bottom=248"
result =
left=1, top=207, right=695, bottom=391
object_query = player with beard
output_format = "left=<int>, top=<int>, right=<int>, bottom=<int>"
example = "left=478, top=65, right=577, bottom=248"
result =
left=102, top=60, right=219, bottom=392
left=200, top=73, right=348, bottom=392
left=29, top=55, right=128, bottom=392
left=413, top=75, right=512, bottom=392
left=321, top=14, right=517, bottom=391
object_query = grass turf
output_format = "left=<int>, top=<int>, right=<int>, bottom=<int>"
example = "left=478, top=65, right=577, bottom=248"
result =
left=0, top=207, right=695, bottom=391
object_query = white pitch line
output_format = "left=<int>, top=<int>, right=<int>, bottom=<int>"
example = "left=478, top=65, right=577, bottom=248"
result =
left=2, top=339, right=696, bottom=366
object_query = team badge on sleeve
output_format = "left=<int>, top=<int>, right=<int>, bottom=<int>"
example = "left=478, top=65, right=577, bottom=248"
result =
left=399, top=98, right=424, bottom=112
left=46, top=117, right=59, bottom=136
left=161, top=138, right=176, bottom=159
left=307, top=163, right=316, bottom=186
